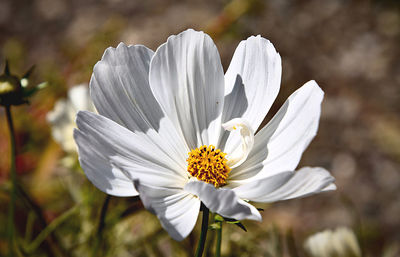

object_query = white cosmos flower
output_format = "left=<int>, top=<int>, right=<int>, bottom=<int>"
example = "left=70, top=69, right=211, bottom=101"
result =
left=74, top=29, right=336, bottom=241
left=304, top=227, right=361, bottom=257
left=47, top=84, right=95, bottom=153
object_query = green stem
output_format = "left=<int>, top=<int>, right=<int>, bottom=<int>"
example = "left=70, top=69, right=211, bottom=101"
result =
left=97, top=195, right=111, bottom=235
left=92, top=195, right=111, bottom=257
left=16, top=182, right=68, bottom=257
left=4, top=106, right=67, bottom=257
left=24, top=212, right=35, bottom=244
left=205, top=214, right=217, bottom=257
left=215, top=220, right=222, bottom=257
left=25, top=205, right=79, bottom=253
left=5, top=106, right=17, bottom=257
left=195, top=205, right=209, bottom=257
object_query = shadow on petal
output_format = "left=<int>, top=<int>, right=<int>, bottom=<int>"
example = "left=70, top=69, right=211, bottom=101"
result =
left=219, top=74, right=249, bottom=150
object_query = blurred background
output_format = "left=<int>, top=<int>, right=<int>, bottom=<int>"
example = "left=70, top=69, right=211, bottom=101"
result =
left=0, top=0, right=399, bottom=256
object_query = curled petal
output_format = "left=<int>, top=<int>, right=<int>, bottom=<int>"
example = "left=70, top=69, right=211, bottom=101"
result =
left=229, top=80, right=324, bottom=181
left=222, top=118, right=254, bottom=168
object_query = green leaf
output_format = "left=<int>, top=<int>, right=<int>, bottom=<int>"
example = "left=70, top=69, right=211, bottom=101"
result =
left=4, top=59, right=10, bottom=75
left=22, top=65, right=35, bottom=79
left=222, top=216, right=237, bottom=222
left=22, top=82, right=47, bottom=97
left=234, top=222, right=247, bottom=232
left=214, top=214, right=224, bottom=222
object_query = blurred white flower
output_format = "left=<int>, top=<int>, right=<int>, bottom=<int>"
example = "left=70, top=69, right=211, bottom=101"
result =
left=47, top=84, right=95, bottom=153
left=304, top=227, right=361, bottom=257
left=74, top=29, right=336, bottom=240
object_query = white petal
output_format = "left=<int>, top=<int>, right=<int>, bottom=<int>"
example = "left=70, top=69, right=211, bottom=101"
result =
left=233, top=167, right=335, bottom=202
left=68, top=84, right=94, bottom=112
left=229, top=80, right=324, bottom=181
left=220, top=36, right=281, bottom=152
left=184, top=180, right=261, bottom=221
left=48, top=84, right=95, bottom=153
left=222, top=118, right=254, bottom=168
left=47, top=99, right=78, bottom=153
left=91, top=43, right=190, bottom=160
left=231, top=171, right=294, bottom=197
left=75, top=111, right=187, bottom=189
left=149, top=29, right=225, bottom=149
left=74, top=129, right=138, bottom=196
left=323, top=183, right=337, bottom=191
left=135, top=183, right=200, bottom=241
left=91, top=43, right=162, bottom=132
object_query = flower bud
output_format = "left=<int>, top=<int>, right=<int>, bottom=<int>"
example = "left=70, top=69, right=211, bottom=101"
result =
left=0, top=73, right=24, bottom=106
left=0, top=61, right=44, bottom=107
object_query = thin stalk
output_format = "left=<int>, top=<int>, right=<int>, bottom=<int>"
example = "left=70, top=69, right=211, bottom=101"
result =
left=205, top=214, right=216, bottom=257
left=98, top=195, right=111, bottom=235
left=91, top=195, right=111, bottom=257
left=25, top=205, right=79, bottom=253
left=16, top=182, right=68, bottom=257
left=286, top=229, right=299, bottom=257
left=195, top=206, right=209, bottom=257
left=24, top=212, right=35, bottom=243
left=5, top=106, right=17, bottom=257
left=5, top=107, right=67, bottom=257
left=215, top=220, right=222, bottom=257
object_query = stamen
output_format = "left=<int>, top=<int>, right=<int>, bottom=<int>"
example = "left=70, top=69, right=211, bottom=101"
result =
left=187, top=145, right=231, bottom=187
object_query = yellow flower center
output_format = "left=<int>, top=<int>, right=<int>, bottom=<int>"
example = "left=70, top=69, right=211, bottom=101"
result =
left=187, top=145, right=231, bottom=187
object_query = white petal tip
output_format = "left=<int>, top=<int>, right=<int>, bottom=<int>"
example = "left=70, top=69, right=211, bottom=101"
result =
left=251, top=211, right=262, bottom=222
left=323, top=183, right=337, bottom=191
left=305, top=80, right=324, bottom=96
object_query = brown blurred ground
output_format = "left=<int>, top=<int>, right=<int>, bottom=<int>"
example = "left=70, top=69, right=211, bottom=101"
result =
left=0, top=0, right=399, bottom=256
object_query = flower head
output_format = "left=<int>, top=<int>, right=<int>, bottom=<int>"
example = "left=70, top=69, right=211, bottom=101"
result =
left=74, top=29, right=336, bottom=240
left=187, top=145, right=231, bottom=187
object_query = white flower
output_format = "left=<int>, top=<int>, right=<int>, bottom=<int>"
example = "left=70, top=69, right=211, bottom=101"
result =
left=304, top=227, right=361, bottom=257
left=74, top=29, right=336, bottom=241
left=47, top=84, right=95, bottom=153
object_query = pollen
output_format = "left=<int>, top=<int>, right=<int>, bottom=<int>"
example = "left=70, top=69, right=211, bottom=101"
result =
left=187, top=145, right=231, bottom=187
